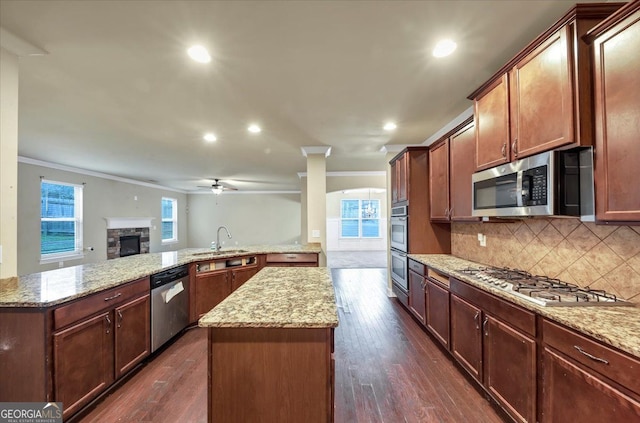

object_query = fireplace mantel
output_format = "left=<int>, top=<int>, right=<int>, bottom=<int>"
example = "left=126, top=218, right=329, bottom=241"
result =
left=105, top=217, right=155, bottom=230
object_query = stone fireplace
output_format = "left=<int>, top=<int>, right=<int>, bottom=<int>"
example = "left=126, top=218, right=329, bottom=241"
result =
left=105, top=217, right=153, bottom=260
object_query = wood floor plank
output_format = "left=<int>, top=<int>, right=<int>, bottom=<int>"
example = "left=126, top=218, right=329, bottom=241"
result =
left=79, top=268, right=506, bottom=423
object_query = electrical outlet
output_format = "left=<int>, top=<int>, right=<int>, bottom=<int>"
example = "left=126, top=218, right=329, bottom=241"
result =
left=480, top=234, right=487, bottom=247
left=312, top=229, right=320, bottom=238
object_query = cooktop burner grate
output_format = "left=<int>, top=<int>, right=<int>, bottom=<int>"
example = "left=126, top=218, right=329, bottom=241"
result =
left=456, top=266, right=629, bottom=306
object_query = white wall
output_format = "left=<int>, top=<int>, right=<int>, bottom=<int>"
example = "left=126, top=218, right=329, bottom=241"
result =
left=0, top=48, right=19, bottom=277
left=187, top=193, right=301, bottom=248
left=17, top=162, right=188, bottom=275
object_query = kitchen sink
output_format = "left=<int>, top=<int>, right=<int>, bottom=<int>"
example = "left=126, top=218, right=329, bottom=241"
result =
left=191, top=249, right=249, bottom=256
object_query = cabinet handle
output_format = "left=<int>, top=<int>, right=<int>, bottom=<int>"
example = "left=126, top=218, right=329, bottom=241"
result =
left=449, top=207, right=454, bottom=219
left=104, top=292, right=122, bottom=302
left=286, top=254, right=297, bottom=259
left=501, top=143, right=507, bottom=157
left=574, top=345, right=609, bottom=365
left=483, top=316, right=489, bottom=336
left=117, top=310, right=123, bottom=328
left=474, top=311, right=480, bottom=330
left=105, top=314, right=111, bottom=334
left=512, top=139, right=518, bottom=157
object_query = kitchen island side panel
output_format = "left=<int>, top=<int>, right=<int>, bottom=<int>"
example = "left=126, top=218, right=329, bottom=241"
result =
left=208, top=327, right=333, bottom=423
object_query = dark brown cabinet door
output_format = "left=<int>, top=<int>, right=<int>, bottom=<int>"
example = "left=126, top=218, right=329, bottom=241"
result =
left=396, top=153, right=408, bottom=204
left=450, top=295, right=483, bottom=383
left=474, top=74, right=510, bottom=170
left=449, top=122, right=477, bottom=221
left=429, top=139, right=450, bottom=221
left=484, top=315, right=536, bottom=423
left=426, top=281, right=450, bottom=348
left=195, top=272, right=231, bottom=317
left=510, top=26, right=573, bottom=159
left=542, top=347, right=640, bottom=422
left=114, top=294, right=150, bottom=378
left=53, top=312, right=114, bottom=419
left=231, top=266, right=258, bottom=292
left=390, top=160, right=399, bottom=204
left=593, top=6, right=640, bottom=222
left=408, top=270, right=426, bottom=324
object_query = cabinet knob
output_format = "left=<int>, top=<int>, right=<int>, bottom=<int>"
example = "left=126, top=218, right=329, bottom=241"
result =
left=105, top=314, right=111, bottom=334
left=483, top=316, right=489, bottom=336
left=474, top=311, right=480, bottom=330
left=117, top=310, right=123, bottom=328
left=501, top=143, right=507, bottom=158
left=512, top=139, right=518, bottom=157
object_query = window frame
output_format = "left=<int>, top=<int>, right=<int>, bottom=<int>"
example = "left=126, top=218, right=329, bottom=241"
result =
left=161, top=197, right=178, bottom=244
left=340, top=199, right=381, bottom=239
left=40, top=179, right=84, bottom=263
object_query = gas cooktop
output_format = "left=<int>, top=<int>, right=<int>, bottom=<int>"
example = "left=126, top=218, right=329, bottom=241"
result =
left=457, top=267, right=631, bottom=307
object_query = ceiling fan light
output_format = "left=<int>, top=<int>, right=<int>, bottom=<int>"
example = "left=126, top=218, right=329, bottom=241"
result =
left=211, top=186, right=224, bottom=195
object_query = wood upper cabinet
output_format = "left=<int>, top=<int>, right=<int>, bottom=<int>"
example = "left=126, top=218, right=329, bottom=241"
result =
left=54, top=312, right=114, bottom=419
left=114, top=294, right=150, bottom=378
left=510, top=26, right=573, bottom=159
left=470, top=4, right=623, bottom=171
left=428, top=139, right=450, bottom=221
left=391, top=152, right=408, bottom=205
left=590, top=2, right=640, bottom=222
left=431, top=119, right=478, bottom=222
left=483, top=315, right=536, bottom=423
left=450, top=294, right=483, bottom=383
left=474, top=74, right=511, bottom=170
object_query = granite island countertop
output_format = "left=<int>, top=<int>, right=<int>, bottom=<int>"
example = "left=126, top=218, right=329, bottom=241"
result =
left=0, top=244, right=321, bottom=308
left=198, top=267, right=339, bottom=329
left=409, top=254, right=640, bottom=359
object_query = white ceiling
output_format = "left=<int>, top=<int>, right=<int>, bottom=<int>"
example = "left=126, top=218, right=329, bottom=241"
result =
left=0, top=0, right=611, bottom=192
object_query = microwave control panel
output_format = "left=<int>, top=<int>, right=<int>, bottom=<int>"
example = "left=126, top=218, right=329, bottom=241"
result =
left=523, top=165, right=548, bottom=205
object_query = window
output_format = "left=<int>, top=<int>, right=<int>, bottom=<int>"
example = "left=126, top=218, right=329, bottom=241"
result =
left=41, top=180, right=83, bottom=261
left=341, top=199, right=380, bottom=238
left=161, top=197, right=178, bottom=243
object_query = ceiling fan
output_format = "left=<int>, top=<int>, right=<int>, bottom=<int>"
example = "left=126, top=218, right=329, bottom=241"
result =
left=197, top=179, right=238, bottom=195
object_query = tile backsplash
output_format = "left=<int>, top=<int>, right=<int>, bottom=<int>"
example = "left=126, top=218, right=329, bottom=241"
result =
left=452, top=219, right=640, bottom=304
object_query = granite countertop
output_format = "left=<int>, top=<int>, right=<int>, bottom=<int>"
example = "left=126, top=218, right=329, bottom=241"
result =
left=409, top=254, right=640, bottom=359
left=0, top=245, right=321, bottom=308
left=198, top=267, right=339, bottom=329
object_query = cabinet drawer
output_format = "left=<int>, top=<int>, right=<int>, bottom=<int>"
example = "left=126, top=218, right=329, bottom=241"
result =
left=427, top=267, right=449, bottom=288
left=408, top=259, right=425, bottom=275
left=450, top=277, right=535, bottom=336
left=266, top=253, right=317, bottom=263
left=543, top=319, right=640, bottom=396
left=54, top=277, right=150, bottom=330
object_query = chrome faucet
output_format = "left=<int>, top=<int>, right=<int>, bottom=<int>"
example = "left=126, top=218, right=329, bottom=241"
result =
left=216, top=226, right=232, bottom=251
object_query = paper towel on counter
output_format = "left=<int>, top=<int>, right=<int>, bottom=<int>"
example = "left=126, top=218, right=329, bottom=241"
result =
left=163, top=281, right=184, bottom=304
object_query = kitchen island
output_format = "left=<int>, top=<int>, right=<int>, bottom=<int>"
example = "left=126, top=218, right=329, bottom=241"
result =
left=198, top=266, right=339, bottom=423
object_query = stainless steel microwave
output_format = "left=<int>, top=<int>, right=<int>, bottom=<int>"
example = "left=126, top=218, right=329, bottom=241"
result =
left=472, top=149, right=594, bottom=218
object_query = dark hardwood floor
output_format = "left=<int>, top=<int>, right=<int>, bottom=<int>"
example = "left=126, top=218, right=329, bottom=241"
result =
left=79, top=268, right=505, bottom=423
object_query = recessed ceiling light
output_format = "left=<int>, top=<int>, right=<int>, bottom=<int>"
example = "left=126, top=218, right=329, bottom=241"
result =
left=383, top=122, right=397, bottom=131
left=248, top=124, right=261, bottom=134
left=203, top=133, right=217, bottom=142
left=433, top=39, right=457, bottom=58
left=187, top=45, right=211, bottom=63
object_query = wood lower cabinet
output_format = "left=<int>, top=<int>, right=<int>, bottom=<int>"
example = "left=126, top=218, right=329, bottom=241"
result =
left=114, top=294, right=151, bottom=378
left=450, top=295, right=483, bottom=382
left=425, top=281, right=449, bottom=348
left=408, top=269, right=426, bottom=324
left=209, top=327, right=334, bottom=422
left=542, top=318, right=640, bottom=421
left=195, top=271, right=231, bottom=318
left=54, top=312, right=114, bottom=419
left=450, top=277, right=536, bottom=422
left=590, top=1, right=640, bottom=222
left=52, top=277, right=150, bottom=419
left=483, top=315, right=536, bottom=423
left=231, top=265, right=259, bottom=292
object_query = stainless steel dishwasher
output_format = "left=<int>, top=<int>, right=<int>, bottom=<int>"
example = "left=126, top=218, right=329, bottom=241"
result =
left=150, top=265, right=190, bottom=352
